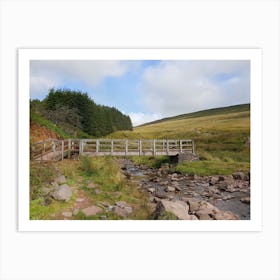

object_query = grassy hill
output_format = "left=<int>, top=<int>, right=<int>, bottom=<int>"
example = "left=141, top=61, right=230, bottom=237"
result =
left=137, top=104, right=250, bottom=127
left=109, top=104, right=250, bottom=171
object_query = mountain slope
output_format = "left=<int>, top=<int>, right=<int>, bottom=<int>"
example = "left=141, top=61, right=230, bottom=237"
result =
left=137, top=104, right=250, bottom=127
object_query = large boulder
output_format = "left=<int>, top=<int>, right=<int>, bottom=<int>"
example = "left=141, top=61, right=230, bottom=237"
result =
left=183, top=197, right=239, bottom=220
left=153, top=200, right=198, bottom=220
left=214, top=211, right=239, bottom=220
left=113, top=201, right=132, bottom=218
left=232, top=172, right=245, bottom=180
left=183, top=198, right=201, bottom=212
left=81, top=205, right=103, bottom=217
left=51, top=184, right=72, bottom=202
left=240, top=197, right=250, bottom=204
left=54, top=175, right=67, bottom=185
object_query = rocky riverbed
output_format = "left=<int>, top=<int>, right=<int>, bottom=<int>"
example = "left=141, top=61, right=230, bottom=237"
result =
left=120, top=159, right=250, bottom=220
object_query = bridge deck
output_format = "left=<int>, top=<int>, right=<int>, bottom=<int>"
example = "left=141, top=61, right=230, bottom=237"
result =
left=31, top=139, right=195, bottom=161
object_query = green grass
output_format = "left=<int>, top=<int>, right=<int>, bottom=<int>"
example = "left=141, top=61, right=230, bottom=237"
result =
left=78, top=156, right=152, bottom=219
left=79, top=156, right=124, bottom=192
left=175, top=160, right=250, bottom=176
left=29, top=162, right=57, bottom=200
left=130, top=156, right=171, bottom=168
left=30, top=112, right=72, bottom=140
left=156, top=211, right=179, bottom=220
left=30, top=198, right=70, bottom=220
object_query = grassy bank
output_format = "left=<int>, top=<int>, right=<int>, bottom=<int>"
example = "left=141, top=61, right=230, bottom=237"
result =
left=129, top=155, right=249, bottom=176
left=30, top=157, right=152, bottom=220
left=175, top=161, right=250, bottom=176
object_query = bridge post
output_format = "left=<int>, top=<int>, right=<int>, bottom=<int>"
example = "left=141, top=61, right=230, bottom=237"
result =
left=192, top=139, right=195, bottom=154
left=166, top=140, right=169, bottom=155
left=179, top=140, right=182, bottom=153
left=79, top=139, right=84, bottom=156
left=52, top=141, right=55, bottom=152
left=125, top=140, right=128, bottom=156
left=139, top=140, right=142, bottom=156
left=96, top=140, right=99, bottom=155
left=111, top=140, right=114, bottom=155
left=153, top=139, right=156, bottom=156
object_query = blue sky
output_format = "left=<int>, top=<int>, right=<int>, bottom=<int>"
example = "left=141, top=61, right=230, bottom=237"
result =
left=30, top=60, right=250, bottom=126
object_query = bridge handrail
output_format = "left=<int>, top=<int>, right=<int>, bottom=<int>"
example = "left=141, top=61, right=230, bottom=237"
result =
left=31, top=138, right=195, bottom=161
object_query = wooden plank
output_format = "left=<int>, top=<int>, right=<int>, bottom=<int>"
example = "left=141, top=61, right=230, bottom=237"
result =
left=125, top=140, right=128, bottom=156
left=192, top=139, right=195, bottom=154
left=111, top=140, right=114, bottom=155
left=139, top=140, right=142, bottom=156
left=96, top=140, right=99, bottom=155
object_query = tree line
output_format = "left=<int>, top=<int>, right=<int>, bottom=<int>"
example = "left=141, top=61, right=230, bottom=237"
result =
left=30, top=88, right=133, bottom=137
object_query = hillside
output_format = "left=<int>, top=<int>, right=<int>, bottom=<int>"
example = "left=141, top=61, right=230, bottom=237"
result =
left=109, top=104, right=250, bottom=163
left=30, top=120, right=60, bottom=143
left=137, top=104, right=250, bottom=127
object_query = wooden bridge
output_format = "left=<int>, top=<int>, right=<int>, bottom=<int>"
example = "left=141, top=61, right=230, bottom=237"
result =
left=31, top=139, right=196, bottom=161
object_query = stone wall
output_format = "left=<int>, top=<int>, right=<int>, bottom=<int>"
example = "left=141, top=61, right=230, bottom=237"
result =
left=170, top=152, right=199, bottom=163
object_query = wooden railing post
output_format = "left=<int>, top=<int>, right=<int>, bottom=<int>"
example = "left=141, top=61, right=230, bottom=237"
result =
left=139, top=140, right=142, bottom=156
left=111, top=140, right=114, bottom=155
left=179, top=140, right=182, bottom=153
left=52, top=141, right=55, bottom=152
left=153, top=139, right=156, bottom=156
left=96, top=139, right=99, bottom=154
left=125, top=140, right=128, bottom=156
left=166, top=140, right=169, bottom=155
left=192, top=140, right=195, bottom=154
left=79, top=139, right=84, bottom=156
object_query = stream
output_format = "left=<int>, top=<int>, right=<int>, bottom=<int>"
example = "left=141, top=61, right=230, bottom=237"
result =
left=119, top=158, right=250, bottom=220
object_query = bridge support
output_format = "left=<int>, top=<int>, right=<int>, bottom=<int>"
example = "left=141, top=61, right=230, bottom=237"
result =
left=170, top=152, right=199, bottom=163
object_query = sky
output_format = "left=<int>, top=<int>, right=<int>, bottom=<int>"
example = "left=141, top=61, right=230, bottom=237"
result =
left=30, top=60, right=250, bottom=126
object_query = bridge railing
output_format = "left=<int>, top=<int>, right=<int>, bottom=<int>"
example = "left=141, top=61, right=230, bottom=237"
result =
left=31, top=139, right=195, bottom=161
left=31, top=138, right=61, bottom=160
left=81, top=139, right=194, bottom=156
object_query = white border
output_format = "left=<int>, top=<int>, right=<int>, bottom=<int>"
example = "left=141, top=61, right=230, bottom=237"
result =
left=18, top=48, right=262, bottom=231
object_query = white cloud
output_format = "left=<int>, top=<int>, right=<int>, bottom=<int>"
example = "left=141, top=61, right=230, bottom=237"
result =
left=30, top=60, right=130, bottom=98
left=30, top=75, right=61, bottom=99
left=129, top=112, right=162, bottom=126
left=140, top=60, right=250, bottom=117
